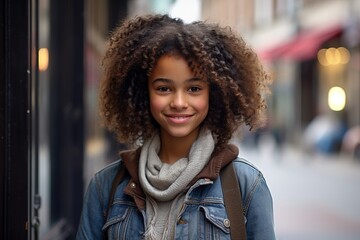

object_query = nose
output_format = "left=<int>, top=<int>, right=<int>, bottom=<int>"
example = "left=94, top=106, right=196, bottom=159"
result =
left=170, top=92, right=188, bottom=109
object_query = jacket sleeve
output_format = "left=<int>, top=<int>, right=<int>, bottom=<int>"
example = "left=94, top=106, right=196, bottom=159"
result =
left=233, top=160, right=276, bottom=240
left=76, top=174, right=107, bottom=240
left=245, top=174, right=276, bottom=240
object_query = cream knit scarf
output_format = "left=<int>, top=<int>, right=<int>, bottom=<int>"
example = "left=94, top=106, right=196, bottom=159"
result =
left=139, top=129, right=215, bottom=239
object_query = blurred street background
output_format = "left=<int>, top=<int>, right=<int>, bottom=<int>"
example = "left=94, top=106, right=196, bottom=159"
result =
left=38, top=0, right=360, bottom=239
left=36, top=0, right=360, bottom=239
left=2, top=0, right=359, bottom=239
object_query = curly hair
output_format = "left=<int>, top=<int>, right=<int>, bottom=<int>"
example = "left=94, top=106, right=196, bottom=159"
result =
left=100, top=14, right=270, bottom=149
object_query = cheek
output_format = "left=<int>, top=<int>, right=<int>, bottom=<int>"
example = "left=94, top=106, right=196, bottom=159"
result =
left=197, top=98, right=209, bottom=116
left=149, top=96, right=164, bottom=115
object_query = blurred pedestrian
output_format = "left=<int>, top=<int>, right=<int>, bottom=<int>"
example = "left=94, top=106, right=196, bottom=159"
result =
left=76, top=14, right=275, bottom=240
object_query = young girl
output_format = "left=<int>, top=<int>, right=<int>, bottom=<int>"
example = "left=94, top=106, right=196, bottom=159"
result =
left=77, top=14, right=275, bottom=240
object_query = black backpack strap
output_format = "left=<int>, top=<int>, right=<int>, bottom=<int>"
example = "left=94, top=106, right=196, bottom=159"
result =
left=103, top=162, right=126, bottom=240
left=105, top=162, right=126, bottom=219
left=220, top=162, right=247, bottom=240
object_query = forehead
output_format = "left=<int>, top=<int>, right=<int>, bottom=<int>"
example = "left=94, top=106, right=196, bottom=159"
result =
left=149, top=53, right=206, bottom=81
left=150, top=55, right=192, bottom=77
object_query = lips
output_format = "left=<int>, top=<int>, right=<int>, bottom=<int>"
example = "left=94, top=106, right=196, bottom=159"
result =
left=164, top=114, right=194, bottom=124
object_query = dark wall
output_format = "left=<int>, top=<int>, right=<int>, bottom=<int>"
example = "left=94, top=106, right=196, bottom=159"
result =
left=0, top=0, right=30, bottom=239
left=300, top=59, right=318, bottom=127
left=48, top=0, right=85, bottom=237
left=108, top=0, right=128, bottom=31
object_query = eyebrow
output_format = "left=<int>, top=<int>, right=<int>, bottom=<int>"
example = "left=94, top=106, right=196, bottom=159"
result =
left=151, top=77, right=204, bottom=84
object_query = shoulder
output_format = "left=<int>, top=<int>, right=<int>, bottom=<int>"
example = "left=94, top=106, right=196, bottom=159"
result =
left=231, top=157, right=264, bottom=182
left=95, top=159, right=122, bottom=179
left=84, top=159, right=125, bottom=208
left=91, top=160, right=123, bottom=195
left=231, top=157, right=272, bottom=210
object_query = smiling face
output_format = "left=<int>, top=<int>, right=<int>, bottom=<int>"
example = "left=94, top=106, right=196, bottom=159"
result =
left=148, top=54, right=209, bottom=144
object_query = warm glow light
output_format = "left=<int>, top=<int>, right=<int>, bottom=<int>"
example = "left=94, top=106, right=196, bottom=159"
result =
left=338, top=47, right=350, bottom=64
left=328, top=86, right=346, bottom=111
left=317, top=47, right=350, bottom=66
left=317, top=49, right=329, bottom=66
left=38, top=48, right=49, bottom=71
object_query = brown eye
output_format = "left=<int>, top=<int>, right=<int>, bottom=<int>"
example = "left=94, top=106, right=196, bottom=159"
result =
left=157, top=86, right=171, bottom=92
left=188, top=86, right=201, bottom=92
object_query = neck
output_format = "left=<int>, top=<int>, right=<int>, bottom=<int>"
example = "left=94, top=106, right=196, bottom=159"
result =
left=158, top=130, right=199, bottom=164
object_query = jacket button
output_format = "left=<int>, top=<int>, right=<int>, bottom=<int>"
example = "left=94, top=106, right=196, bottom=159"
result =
left=178, top=219, right=187, bottom=224
left=130, top=182, right=136, bottom=189
left=224, top=219, right=230, bottom=228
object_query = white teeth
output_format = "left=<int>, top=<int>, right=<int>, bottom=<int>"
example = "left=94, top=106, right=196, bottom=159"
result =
left=168, top=116, right=188, bottom=119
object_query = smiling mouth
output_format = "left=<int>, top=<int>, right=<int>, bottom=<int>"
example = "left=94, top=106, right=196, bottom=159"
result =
left=165, top=114, right=193, bottom=118
left=165, top=114, right=194, bottom=123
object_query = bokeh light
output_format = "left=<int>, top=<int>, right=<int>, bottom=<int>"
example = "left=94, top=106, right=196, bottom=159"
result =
left=38, top=48, right=49, bottom=72
left=328, top=86, right=346, bottom=111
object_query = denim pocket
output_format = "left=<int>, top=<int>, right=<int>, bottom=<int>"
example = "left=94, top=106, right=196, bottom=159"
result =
left=199, top=205, right=231, bottom=239
left=102, top=203, right=144, bottom=240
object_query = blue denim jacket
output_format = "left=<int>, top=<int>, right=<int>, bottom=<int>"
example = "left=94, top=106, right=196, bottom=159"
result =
left=76, top=155, right=275, bottom=240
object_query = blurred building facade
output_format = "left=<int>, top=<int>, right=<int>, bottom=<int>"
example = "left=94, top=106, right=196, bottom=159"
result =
left=202, top=0, right=360, bottom=155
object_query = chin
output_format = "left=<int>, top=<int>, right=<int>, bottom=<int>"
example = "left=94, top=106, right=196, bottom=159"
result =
left=163, top=127, right=199, bottom=139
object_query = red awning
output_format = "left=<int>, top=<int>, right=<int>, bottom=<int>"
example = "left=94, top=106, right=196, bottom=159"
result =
left=259, top=25, right=343, bottom=62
